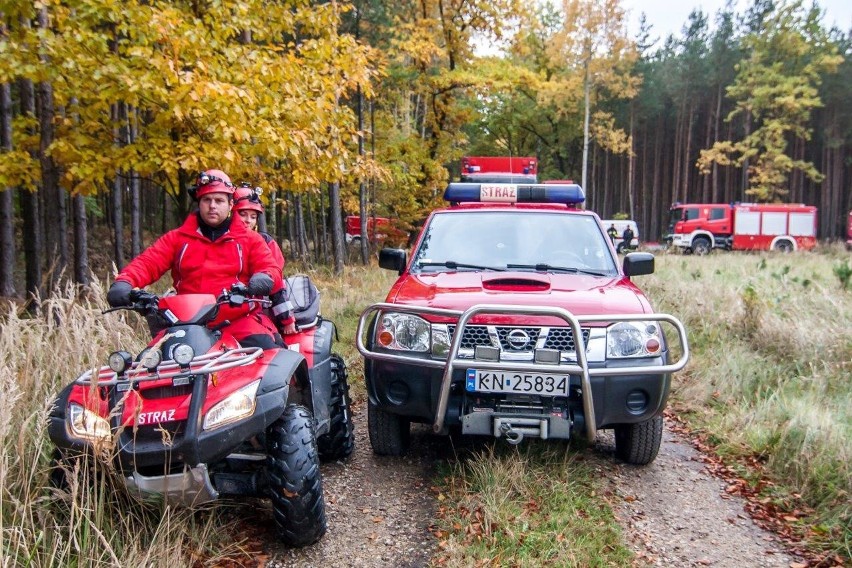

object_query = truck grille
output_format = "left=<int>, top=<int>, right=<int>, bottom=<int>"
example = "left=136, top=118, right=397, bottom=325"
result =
left=446, top=325, right=590, bottom=353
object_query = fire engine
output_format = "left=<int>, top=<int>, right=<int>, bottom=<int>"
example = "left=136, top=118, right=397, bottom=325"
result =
left=460, top=156, right=538, bottom=183
left=345, top=215, right=406, bottom=247
left=846, top=210, right=852, bottom=250
left=667, top=202, right=818, bottom=254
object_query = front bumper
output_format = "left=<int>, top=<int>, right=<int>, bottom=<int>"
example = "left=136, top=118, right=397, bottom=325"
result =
left=357, top=303, right=689, bottom=443
left=125, top=464, right=218, bottom=506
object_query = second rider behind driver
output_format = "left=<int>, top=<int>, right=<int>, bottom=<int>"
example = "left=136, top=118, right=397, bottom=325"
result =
left=233, top=183, right=296, bottom=336
left=106, top=168, right=296, bottom=348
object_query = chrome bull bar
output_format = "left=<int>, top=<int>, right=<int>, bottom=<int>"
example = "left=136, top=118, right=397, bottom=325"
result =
left=356, top=303, right=690, bottom=443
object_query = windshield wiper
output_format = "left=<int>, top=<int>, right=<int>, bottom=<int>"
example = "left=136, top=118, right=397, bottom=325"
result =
left=506, top=263, right=609, bottom=276
left=418, top=260, right=506, bottom=272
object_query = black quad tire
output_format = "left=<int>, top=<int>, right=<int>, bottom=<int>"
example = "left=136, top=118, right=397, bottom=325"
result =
left=266, top=404, right=326, bottom=547
left=774, top=240, right=793, bottom=253
left=614, top=415, right=663, bottom=465
left=367, top=399, right=410, bottom=456
left=691, top=237, right=712, bottom=256
left=316, top=354, right=355, bottom=461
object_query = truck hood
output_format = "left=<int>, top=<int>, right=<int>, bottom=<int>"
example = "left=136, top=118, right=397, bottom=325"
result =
left=385, top=271, right=652, bottom=324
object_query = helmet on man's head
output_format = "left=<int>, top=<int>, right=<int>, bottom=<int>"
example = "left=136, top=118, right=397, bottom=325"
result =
left=191, top=169, right=235, bottom=199
left=233, top=183, right=264, bottom=213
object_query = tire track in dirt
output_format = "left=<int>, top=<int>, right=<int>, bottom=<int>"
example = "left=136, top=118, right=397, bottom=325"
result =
left=597, top=419, right=804, bottom=567
left=265, top=402, right=439, bottom=568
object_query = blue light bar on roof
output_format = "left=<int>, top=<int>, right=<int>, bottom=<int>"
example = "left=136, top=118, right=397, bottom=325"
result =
left=443, top=183, right=585, bottom=205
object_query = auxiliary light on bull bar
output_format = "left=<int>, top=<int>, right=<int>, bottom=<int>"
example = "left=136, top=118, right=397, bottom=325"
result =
left=443, top=182, right=585, bottom=206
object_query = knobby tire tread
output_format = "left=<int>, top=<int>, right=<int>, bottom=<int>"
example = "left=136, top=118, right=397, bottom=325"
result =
left=266, top=404, right=326, bottom=547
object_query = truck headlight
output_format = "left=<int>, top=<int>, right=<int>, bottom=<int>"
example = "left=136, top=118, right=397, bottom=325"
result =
left=202, top=380, right=260, bottom=430
left=431, top=326, right=451, bottom=357
left=68, top=403, right=111, bottom=442
left=606, top=322, right=662, bottom=358
left=376, top=313, right=430, bottom=352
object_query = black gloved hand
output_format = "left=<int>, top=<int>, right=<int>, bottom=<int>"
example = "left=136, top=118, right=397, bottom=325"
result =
left=246, top=273, right=273, bottom=296
left=107, top=281, right=133, bottom=307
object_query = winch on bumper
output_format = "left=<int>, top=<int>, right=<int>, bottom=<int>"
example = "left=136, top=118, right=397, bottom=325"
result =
left=357, top=303, right=689, bottom=445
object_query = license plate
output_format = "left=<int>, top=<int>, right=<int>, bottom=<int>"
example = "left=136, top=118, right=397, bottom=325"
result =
left=465, top=369, right=570, bottom=396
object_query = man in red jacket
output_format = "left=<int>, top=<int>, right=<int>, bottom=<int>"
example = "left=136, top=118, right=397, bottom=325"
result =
left=106, top=169, right=295, bottom=348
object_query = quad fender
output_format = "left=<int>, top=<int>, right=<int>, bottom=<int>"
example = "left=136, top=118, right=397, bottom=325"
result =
left=260, top=348, right=313, bottom=422
left=304, top=320, right=336, bottom=437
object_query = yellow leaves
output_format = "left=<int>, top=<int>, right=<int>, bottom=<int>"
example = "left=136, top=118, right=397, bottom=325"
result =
left=590, top=111, right=631, bottom=155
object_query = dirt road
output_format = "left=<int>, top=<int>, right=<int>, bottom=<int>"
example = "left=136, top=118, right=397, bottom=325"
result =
left=263, top=411, right=802, bottom=567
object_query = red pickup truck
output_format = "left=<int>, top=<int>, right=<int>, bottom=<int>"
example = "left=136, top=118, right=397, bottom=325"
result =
left=357, top=181, right=689, bottom=465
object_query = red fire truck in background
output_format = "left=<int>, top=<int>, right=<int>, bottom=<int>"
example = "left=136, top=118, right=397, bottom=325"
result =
left=667, top=202, right=818, bottom=254
left=846, top=210, right=852, bottom=250
left=345, top=215, right=406, bottom=247
left=460, top=156, right=538, bottom=183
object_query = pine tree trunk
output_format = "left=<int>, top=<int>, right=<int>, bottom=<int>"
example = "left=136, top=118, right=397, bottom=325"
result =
left=319, top=187, right=328, bottom=264
left=19, top=76, right=42, bottom=308
left=683, top=102, right=694, bottom=202
left=0, top=77, right=15, bottom=296
left=130, top=107, right=141, bottom=257
left=72, top=193, right=89, bottom=287
left=38, top=8, right=66, bottom=291
left=306, top=191, right=318, bottom=263
left=627, top=106, right=635, bottom=221
left=328, top=182, right=344, bottom=275
left=358, top=87, right=368, bottom=265
left=651, top=118, right=663, bottom=241
left=711, top=85, right=722, bottom=202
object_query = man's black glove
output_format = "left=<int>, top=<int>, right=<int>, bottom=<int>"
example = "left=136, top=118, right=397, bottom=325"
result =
left=107, top=281, right=133, bottom=307
left=247, top=273, right=273, bottom=296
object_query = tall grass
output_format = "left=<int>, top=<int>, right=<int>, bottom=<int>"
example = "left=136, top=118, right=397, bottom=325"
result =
left=0, top=266, right=394, bottom=567
left=643, top=246, right=851, bottom=555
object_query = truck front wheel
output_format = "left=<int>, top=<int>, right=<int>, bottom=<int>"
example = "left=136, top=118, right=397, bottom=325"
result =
left=691, top=237, right=712, bottom=256
left=614, top=415, right=663, bottom=465
left=368, top=400, right=411, bottom=456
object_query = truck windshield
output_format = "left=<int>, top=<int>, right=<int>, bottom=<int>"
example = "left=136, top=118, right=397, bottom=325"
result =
left=411, top=211, right=617, bottom=275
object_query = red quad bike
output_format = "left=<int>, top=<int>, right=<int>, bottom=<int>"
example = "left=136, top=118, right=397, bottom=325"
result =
left=48, top=276, right=353, bottom=547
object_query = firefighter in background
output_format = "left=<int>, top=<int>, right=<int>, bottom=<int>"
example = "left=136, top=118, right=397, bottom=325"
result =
left=607, top=223, right=619, bottom=244
left=107, top=169, right=296, bottom=346
left=233, top=184, right=296, bottom=336
left=621, top=225, right=635, bottom=252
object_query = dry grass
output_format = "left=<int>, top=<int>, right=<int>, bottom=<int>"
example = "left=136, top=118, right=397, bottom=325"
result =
left=642, top=245, right=851, bottom=554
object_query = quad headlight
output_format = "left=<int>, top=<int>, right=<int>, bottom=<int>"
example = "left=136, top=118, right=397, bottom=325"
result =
left=202, top=380, right=260, bottom=431
left=606, top=321, right=662, bottom=359
left=68, top=403, right=111, bottom=442
left=139, top=348, right=162, bottom=371
left=172, top=343, right=195, bottom=366
left=375, top=313, right=431, bottom=352
left=108, top=351, right=133, bottom=373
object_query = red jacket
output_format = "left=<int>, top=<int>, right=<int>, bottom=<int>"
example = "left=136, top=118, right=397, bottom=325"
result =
left=116, top=213, right=284, bottom=296
left=260, top=232, right=285, bottom=273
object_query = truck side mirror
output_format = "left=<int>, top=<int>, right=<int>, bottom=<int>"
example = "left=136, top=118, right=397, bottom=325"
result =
left=623, top=252, right=654, bottom=277
left=379, top=248, right=407, bottom=275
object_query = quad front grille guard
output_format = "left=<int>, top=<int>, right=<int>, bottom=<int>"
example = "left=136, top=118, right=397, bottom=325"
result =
left=356, top=303, right=690, bottom=443
left=74, top=347, right=265, bottom=387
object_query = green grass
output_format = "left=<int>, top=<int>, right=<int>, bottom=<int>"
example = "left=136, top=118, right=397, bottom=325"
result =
left=435, top=443, right=631, bottom=567
left=643, top=245, right=851, bottom=557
